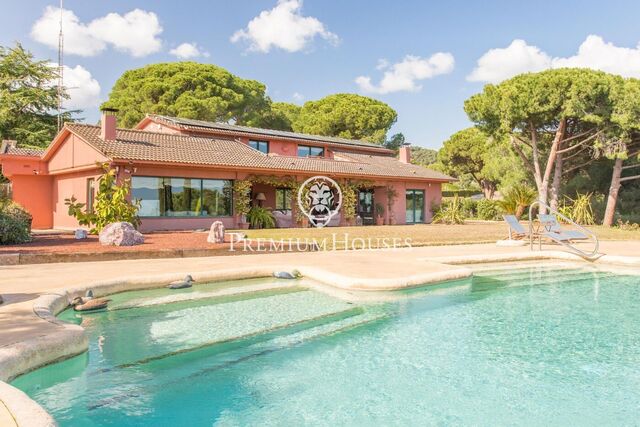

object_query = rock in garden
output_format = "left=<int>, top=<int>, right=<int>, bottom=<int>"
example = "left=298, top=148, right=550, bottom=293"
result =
left=207, top=221, right=225, bottom=243
left=98, top=222, right=144, bottom=246
left=75, top=229, right=88, bottom=239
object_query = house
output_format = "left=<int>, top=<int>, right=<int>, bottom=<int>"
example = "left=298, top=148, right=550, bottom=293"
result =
left=0, top=109, right=453, bottom=232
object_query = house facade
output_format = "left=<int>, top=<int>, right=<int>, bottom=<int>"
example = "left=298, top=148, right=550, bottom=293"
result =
left=0, top=109, right=453, bottom=232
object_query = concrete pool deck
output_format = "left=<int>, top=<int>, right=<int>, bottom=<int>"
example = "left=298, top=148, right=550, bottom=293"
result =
left=1, top=240, right=640, bottom=426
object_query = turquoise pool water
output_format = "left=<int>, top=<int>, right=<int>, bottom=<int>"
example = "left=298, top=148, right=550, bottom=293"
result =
left=12, top=265, right=640, bottom=426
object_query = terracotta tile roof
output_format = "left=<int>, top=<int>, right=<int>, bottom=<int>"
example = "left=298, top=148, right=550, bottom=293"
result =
left=66, top=123, right=454, bottom=181
left=0, top=141, right=45, bottom=157
left=145, top=114, right=394, bottom=154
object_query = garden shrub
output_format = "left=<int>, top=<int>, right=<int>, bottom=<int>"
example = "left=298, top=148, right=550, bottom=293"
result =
left=476, top=199, right=500, bottom=220
left=65, top=163, right=140, bottom=233
left=433, top=196, right=466, bottom=224
left=616, top=219, right=640, bottom=231
left=461, top=198, right=477, bottom=218
left=0, top=200, right=32, bottom=244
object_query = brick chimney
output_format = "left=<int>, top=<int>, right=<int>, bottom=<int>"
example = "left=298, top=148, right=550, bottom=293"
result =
left=100, top=108, right=118, bottom=141
left=399, top=143, right=411, bottom=164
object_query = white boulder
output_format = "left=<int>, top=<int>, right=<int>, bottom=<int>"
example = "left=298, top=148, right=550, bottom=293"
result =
left=99, top=222, right=144, bottom=246
left=207, top=221, right=225, bottom=243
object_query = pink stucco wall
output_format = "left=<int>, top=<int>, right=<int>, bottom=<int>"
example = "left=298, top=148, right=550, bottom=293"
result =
left=48, top=133, right=108, bottom=172
left=9, top=175, right=53, bottom=229
left=52, top=169, right=102, bottom=229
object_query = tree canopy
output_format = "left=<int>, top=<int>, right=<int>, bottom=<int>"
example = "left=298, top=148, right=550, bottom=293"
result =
left=103, top=62, right=285, bottom=129
left=270, top=102, right=301, bottom=132
left=464, top=68, right=623, bottom=209
left=292, top=94, right=397, bottom=143
left=410, top=146, right=438, bottom=167
left=437, top=128, right=496, bottom=198
left=0, top=43, right=71, bottom=148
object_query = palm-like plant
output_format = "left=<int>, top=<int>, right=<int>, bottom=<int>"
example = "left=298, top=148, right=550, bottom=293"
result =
left=496, top=184, right=537, bottom=219
left=247, top=206, right=276, bottom=229
left=563, top=193, right=595, bottom=225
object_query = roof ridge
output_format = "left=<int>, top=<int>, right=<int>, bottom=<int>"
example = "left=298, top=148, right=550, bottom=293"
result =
left=66, top=122, right=240, bottom=142
left=148, top=114, right=393, bottom=151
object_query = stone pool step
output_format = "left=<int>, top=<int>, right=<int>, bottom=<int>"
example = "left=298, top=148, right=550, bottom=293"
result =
left=108, top=280, right=301, bottom=311
left=470, top=271, right=614, bottom=293
left=84, top=306, right=390, bottom=412
left=109, top=289, right=363, bottom=368
left=138, top=307, right=390, bottom=379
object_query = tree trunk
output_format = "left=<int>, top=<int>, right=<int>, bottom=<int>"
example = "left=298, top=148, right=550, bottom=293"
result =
left=480, top=179, right=495, bottom=200
left=550, top=152, right=563, bottom=211
left=538, top=119, right=567, bottom=213
left=603, top=157, right=623, bottom=227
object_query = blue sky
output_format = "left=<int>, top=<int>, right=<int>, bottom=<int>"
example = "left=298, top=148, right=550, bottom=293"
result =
left=2, top=0, right=640, bottom=149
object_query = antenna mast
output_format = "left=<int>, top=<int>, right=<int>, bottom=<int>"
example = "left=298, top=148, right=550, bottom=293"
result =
left=57, top=0, right=64, bottom=131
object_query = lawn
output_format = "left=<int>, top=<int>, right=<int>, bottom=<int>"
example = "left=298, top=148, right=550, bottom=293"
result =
left=242, top=221, right=640, bottom=248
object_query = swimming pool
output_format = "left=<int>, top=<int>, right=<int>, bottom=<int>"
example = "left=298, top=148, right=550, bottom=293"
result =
left=12, top=264, right=640, bottom=426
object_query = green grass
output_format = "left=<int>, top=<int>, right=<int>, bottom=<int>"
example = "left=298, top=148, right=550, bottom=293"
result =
left=240, top=221, right=640, bottom=249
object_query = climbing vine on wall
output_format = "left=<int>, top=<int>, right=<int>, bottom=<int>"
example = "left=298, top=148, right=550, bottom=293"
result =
left=234, top=175, right=300, bottom=220
left=232, top=180, right=252, bottom=217
left=339, top=179, right=373, bottom=220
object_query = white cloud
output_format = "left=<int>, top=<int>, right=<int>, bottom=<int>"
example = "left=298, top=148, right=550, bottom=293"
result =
left=376, top=58, right=389, bottom=70
left=468, top=35, right=640, bottom=83
left=48, top=64, right=101, bottom=110
left=231, top=0, right=339, bottom=53
left=292, top=92, right=304, bottom=101
left=552, top=35, right=640, bottom=77
left=169, top=42, right=210, bottom=59
left=467, top=39, right=551, bottom=83
left=355, top=53, right=455, bottom=94
left=31, top=6, right=162, bottom=57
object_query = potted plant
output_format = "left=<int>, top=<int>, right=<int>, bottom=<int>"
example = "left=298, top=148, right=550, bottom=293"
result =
left=375, top=203, right=385, bottom=226
left=247, top=206, right=275, bottom=229
left=238, top=214, right=250, bottom=229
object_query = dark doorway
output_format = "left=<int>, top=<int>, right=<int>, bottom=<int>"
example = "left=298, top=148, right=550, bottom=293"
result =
left=358, top=189, right=375, bottom=225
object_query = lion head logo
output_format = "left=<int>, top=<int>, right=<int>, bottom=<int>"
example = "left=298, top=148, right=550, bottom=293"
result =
left=298, top=176, right=342, bottom=227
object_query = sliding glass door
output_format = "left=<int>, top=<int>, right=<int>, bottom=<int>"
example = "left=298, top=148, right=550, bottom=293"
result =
left=406, top=190, right=425, bottom=224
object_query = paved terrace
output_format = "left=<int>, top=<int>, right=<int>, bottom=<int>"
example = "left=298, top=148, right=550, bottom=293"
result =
left=1, top=241, right=640, bottom=426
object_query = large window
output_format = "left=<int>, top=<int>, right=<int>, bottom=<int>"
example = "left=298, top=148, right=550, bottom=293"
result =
left=249, top=140, right=269, bottom=154
left=131, top=177, right=233, bottom=217
left=298, top=145, right=324, bottom=157
left=275, top=188, right=292, bottom=211
left=406, top=190, right=425, bottom=224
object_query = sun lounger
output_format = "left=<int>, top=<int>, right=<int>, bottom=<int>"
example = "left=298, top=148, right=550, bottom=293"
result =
left=503, top=215, right=528, bottom=239
left=537, top=214, right=589, bottom=241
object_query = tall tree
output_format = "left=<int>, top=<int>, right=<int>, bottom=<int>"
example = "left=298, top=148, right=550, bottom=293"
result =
left=410, top=146, right=438, bottom=167
left=384, top=133, right=405, bottom=152
left=465, top=68, right=620, bottom=212
left=103, top=62, right=285, bottom=129
left=270, top=102, right=301, bottom=132
left=293, top=94, right=397, bottom=143
left=601, top=78, right=640, bottom=226
left=437, top=127, right=499, bottom=198
left=0, top=43, right=70, bottom=148
left=383, top=132, right=406, bottom=153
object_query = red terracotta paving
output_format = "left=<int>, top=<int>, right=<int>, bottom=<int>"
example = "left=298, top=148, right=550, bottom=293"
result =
left=0, top=232, right=228, bottom=254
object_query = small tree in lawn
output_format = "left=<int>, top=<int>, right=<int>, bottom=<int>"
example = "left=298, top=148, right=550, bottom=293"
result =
left=65, top=163, right=140, bottom=233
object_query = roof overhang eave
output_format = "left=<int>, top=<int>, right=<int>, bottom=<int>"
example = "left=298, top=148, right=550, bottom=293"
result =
left=110, top=158, right=452, bottom=182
